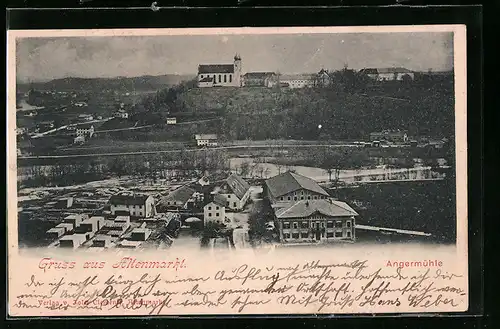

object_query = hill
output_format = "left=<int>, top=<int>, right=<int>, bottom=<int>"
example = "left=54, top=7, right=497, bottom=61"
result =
left=17, top=74, right=195, bottom=93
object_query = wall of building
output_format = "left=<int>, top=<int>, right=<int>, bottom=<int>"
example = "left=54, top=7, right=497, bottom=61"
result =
left=270, top=188, right=328, bottom=204
left=278, top=215, right=355, bottom=243
left=204, top=202, right=225, bottom=224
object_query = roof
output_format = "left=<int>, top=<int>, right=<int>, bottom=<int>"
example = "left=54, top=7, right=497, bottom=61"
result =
left=163, top=186, right=195, bottom=204
left=275, top=199, right=358, bottom=219
left=244, top=72, right=275, bottom=79
left=265, top=171, right=329, bottom=198
left=195, top=134, right=218, bottom=140
left=199, top=77, right=214, bottom=83
left=361, top=67, right=413, bottom=74
left=206, top=194, right=228, bottom=207
left=198, top=64, right=234, bottom=74
left=77, top=123, right=94, bottom=129
left=132, top=228, right=152, bottom=234
left=109, top=193, right=151, bottom=205
left=226, top=173, right=251, bottom=199
left=279, top=74, right=315, bottom=81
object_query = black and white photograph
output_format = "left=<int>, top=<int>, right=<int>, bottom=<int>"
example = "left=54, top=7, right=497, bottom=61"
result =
left=7, top=26, right=468, bottom=316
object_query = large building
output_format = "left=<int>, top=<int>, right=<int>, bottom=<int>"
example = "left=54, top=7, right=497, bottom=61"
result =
left=275, top=199, right=358, bottom=243
left=277, top=74, right=315, bottom=89
left=197, top=54, right=243, bottom=88
left=194, top=134, right=218, bottom=147
left=242, top=72, right=276, bottom=87
left=109, top=192, right=156, bottom=218
left=264, top=171, right=330, bottom=207
left=213, top=173, right=251, bottom=211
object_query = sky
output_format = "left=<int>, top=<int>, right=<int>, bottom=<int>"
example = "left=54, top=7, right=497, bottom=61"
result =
left=16, top=32, right=454, bottom=83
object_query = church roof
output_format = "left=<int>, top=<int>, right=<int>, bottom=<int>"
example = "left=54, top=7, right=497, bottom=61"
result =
left=198, top=64, right=235, bottom=74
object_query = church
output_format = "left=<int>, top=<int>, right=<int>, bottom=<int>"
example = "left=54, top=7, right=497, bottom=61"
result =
left=197, top=54, right=242, bottom=88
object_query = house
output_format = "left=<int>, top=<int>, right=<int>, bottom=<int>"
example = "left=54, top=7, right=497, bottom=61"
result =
left=264, top=171, right=330, bottom=206
left=359, top=67, right=415, bottom=81
left=46, top=227, right=66, bottom=240
left=92, top=235, right=115, bottom=248
left=130, top=227, right=152, bottom=241
left=76, top=124, right=95, bottom=138
left=114, top=109, right=129, bottom=119
left=100, top=220, right=129, bottom=237
left=194, top=134, right=218, bottom=147
left=77, top=216, right=105, bottom=234
left=197, top=54, right=242, bottom=88
left=56, top=223, right=75, bottom=234
left=203, top=194, right=228, bottom=225
left=275, top=199, right=358, bottom=244
left=63, top=213, right=87, bottom=227
left=213, top=173, right=251, bottom=211
left=108, top=192, right=156, bottom=218
left=166, top=117, right=177, bottom=125
left=277, top=74, right=315, bottom=89
left=242, top=72, right=276, bottom=87
left=369, top=130, right=409, bottom=143
left=314, top=69, right=333, bottom=87
left=161, top=186, right=196, bottom=210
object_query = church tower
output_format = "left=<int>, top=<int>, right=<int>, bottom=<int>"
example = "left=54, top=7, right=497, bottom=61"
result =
left=234, top=54, right=242, bottom=87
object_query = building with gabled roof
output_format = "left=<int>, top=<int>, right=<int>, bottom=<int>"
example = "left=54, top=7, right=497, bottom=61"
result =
left=213, top=173, right=251, bottom=211
left=160, top=186, right=196, bottom=210
left=274, top=199, right=358, bottom=244
left=264, top=171, right=330, bottom=206
left=108, top=192, right=155, bottom=218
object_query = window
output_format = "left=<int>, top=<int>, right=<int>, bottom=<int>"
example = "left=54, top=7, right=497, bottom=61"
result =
left=327, top=232, right=334, bottom=238
left=293, top=222, right=298, bottom=229
left=346, top=232, right=351, bottom=238
left=321, top=222, right=325, bottom=228
left=301, top=191, right=304, bottom=195
left=346, top=221, right=351, bottom=228
left=283, top=222, right=290, bottom=229
left=300, top=232, right=308, bottom=239
left=308, top=196, right=311, bottom=200
left=301, top=197, right=304, bottom=200
left=216, top=213, right=220, bottom=217
left=216, top=206, right=219, bottom=210
left=219, top=75, right=222, bottom=82
left=327, top=221, right=333, bottom=228
left=284, top=233, right=290, bottom=239
left=292, top=233, right=299, bottom=239
left=224, top=75, right=227, bottom=83
left=233, top=202, right=237, bottom=207
left=227, top=195, right=231, bottom=199
left=301, top=222, right=308, bottom=229
left=208, top=206, right=212, bottom=210
left=294, top=197, right=297, bottom=201
left=314, top=196, right=318, bottom=200
left=280, top=197, right=284, bottom=201
left=335, top=221, right=343, bottom=228
left=200, top=75, right=203, bottom=78
left=208, top=213, right=212, bottom=217
left=167, top=201, right=171, bottom=205
left=229, top=75, right=232, bottom=83
left=287, top=196, right=291, bottom=201
left=335, top=231, right=343, bottom=238
left=213, top=75, right=216, bottom=81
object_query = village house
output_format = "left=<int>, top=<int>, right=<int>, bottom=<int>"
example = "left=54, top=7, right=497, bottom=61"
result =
left=359, top=67, right=415, bottom=82
left=264, top=171, right=330, bottom=207
left=108, top=192, right=156, bottom=218
left=197, top=54, right=243, bottom=88
left=59, top=234, right=88, bottom=249
left=242, top=72, right=276, bottom=87
left=314, top=69, right=333, bottom=87
left=161, top=186, right=196, bottom=210
left=203, top=194, right=228, bottom=225
left=370, top=130, right=409, bottom=143
left=213, top=173, right=251, bottom=211
left=130, top=227, right=152, bottom=241
left=275, top=199, right=358, bottom=243
left=75, top=123, right=95, bottom=138
left=276, top=74, right=315, bottom=89
left=195, top=134, right=218, bottom=147
left=166, top=117, right=177, bottom=125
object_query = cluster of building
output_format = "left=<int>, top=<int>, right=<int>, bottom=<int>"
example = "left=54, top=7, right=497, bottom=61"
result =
left=264, top=171, right=358, bottom=244
left=196, top=55, right=415, bottom=89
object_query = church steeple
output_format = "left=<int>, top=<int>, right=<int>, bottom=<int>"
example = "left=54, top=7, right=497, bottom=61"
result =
left=234, top=53, right=241, bottom=61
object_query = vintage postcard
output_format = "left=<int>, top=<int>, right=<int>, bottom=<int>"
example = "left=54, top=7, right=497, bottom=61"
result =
left=7, top=25, right=468, bottom=317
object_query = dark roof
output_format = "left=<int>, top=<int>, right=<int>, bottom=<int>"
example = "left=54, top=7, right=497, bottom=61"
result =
left=198, top=64, right=234, bottom=74
left=206, top=194, right=228, bottom=207
left=109, top=193, right=151, bottom=205
left=226, top=173, right=251, bottom=199
left=265, top=171, right=329, bottom=198
left=244, top=72, right=275, bottom=79
left=275, top=199, right=358, bottom=219
left=163, top=186, right=195, bottom=204
left=199, top=77, right=214, bottom=83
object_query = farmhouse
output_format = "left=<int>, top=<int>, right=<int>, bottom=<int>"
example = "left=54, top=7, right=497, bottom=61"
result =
left=194, top=134, right=218, bottom=147
left=264, top=171, right=330, bottom=206
left=203, top=194, right=228, bottom=225
left=197, top=54, right=243, bottom=88
left=243, top=72, right=276, bottom=87
left=109, top=192, right=156, bottom=218
left=275, top=199, right=358, bottom=243
left=213, top=173, right=251, bottom=211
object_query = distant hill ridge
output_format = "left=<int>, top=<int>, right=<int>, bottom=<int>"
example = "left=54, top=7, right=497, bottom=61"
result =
left=17, top=74, right=196, bottom=92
